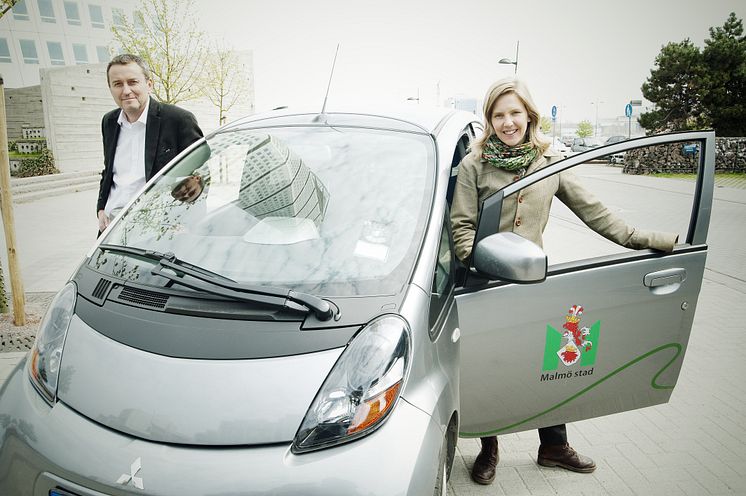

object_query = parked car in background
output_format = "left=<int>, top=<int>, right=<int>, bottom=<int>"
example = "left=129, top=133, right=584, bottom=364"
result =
left=561, top=135, right=575, bottom=147
left=0, top=105, right=716, bottom=495
left=683, top=143, right=700, bottom=156
left=603, top=136, right=629, bottom=164
left=551, top=137, right=571, bottom=159
left=571, top=136, right=605, bottom=153
left=605, top=135, right=627, bottom=145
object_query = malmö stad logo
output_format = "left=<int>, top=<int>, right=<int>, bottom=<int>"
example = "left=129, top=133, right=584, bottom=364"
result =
left=541, top=305, right=600, bottom=381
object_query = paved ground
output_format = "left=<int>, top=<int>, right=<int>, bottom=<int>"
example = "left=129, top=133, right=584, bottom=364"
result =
left=0, top=171, right=745, bottom=495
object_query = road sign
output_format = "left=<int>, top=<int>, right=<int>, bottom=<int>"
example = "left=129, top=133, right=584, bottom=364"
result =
left=551, top=105, right=557, bottom=120
left=625, top=103, right=633, bottom=118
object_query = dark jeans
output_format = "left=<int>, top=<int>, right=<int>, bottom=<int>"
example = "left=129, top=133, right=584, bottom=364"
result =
left=481, top=423, right=567, bottom=446
left=537, top=424, right=567, bottom=445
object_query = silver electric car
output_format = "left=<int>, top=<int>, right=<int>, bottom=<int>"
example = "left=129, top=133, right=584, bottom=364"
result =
left=0, top=106, right=715, bottom=495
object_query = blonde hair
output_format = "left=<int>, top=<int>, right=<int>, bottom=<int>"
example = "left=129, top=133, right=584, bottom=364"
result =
left=471, top=77, right=550, bottom=158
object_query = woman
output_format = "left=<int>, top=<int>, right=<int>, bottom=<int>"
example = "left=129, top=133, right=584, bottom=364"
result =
left=450, top=78, right=677, bottom=485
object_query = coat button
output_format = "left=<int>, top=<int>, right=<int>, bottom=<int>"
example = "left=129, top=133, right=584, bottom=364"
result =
left=518, top=195, right=524, bottom=203
left=515, top=218, right=522, bottom=227
left=513, top=175, right=520, bottom=181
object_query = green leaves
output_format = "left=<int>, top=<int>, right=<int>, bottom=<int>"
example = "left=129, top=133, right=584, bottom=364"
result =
left=641, top=12, right=746, bottom=137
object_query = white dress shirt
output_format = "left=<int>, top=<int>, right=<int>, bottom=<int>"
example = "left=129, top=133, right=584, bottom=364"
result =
left=104, top=99, right=150, bottom=217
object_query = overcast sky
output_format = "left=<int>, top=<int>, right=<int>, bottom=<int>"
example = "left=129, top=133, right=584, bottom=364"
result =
left=195, top=0, right=744, bottom=125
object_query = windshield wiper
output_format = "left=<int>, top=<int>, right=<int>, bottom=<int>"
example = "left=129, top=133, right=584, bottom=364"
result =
left=99, top=243, right=336, bottom=321
left=98, top=244, right=232, bottom=282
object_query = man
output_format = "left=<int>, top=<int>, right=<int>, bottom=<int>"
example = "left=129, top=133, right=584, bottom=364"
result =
left=97, top=54, right=203, bottom=235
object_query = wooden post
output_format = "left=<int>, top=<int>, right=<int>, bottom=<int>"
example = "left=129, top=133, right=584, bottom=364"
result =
left=0, top=76, right=26, bottom=325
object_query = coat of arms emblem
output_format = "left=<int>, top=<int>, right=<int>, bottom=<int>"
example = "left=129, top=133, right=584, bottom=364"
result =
left=557, top=305, right=593, bottom=366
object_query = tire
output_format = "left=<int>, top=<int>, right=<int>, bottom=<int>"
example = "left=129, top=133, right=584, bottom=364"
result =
left=432, top=434, right=449, bottom=496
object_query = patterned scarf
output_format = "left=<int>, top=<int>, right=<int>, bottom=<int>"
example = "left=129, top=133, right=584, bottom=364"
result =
left=482, top=135, right=539, bottom=172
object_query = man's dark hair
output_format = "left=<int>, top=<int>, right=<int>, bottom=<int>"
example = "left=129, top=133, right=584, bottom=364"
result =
left=106, top=54, right=152, bottom=84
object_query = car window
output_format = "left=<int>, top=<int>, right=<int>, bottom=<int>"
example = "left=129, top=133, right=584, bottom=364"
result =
left=94, top=127, right=436, bottom=296
left=429, top=214, right=455, bottom=333
left=524, top=140, right=701, bottom=267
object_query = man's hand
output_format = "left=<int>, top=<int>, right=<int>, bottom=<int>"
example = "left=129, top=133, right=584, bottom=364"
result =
left=171, top=174, right=205, bottom=203
left=97, top=209, right=110, bottom=233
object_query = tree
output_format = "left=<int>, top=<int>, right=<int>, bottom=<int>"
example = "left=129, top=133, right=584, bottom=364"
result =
left=576, top=120, right=593, bottom=138
left=112, top=0, right=208, bottom=104
left=540, top=116, right=552, bottom=135
left=203, top=43, right=251, bottom=126
left=700, top=13, right=746, bottom=136
left=640, top=12, right=746, bottom=136
left=640, top=40, right=709, bottom=133
left=0, top=1, right=18, bottom=19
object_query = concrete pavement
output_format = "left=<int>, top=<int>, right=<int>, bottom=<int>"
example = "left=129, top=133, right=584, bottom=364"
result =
left=1, top=172, right=745, bottom=495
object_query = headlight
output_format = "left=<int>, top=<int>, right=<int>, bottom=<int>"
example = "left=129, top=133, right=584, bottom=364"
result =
left=292, top=315, right=411, bottom=453
left=28, top=282, right=76, bottom=404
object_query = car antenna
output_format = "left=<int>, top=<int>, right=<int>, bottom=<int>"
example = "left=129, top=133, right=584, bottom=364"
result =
left=314, top=43, right=340, bottom=123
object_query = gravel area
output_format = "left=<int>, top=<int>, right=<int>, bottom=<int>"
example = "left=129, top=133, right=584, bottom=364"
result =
left=0, top=292, right=55, bottom=352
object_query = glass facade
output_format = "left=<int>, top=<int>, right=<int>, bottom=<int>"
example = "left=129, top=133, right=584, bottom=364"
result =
left=47, top=41, right=65, bottom=65
left=89, top=4, right=105, bottom=28
left=63, top=1, right=82, bottom=26
left=72, top=43, right=88, bottom=64
left=19, top=39, right=39, bottom=64
left=0, top=39, right=11, bottom=63
left=37, top=0, right=57, bottom=23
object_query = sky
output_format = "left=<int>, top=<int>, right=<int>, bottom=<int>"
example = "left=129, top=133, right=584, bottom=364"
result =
left=195, top=0, right=744, bottom=126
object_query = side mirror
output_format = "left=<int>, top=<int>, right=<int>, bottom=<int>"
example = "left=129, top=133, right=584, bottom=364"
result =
left=472, top=232, right=547, bottom=283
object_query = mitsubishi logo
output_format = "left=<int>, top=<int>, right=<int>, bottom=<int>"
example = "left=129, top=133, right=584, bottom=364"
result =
left=116, top=457, right=144, bottom=490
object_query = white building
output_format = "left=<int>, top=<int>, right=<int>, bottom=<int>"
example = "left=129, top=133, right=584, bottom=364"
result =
left=1, top=0, right=255, bottom=172
left=0, top=0, right=140, bottom=87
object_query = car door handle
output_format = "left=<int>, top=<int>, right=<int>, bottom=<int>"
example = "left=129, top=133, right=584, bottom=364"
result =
left=644, top=268, right=686, bottom=290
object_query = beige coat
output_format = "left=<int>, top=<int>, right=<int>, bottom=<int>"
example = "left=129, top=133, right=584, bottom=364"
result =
left=450, top=148, right=678, bottom=263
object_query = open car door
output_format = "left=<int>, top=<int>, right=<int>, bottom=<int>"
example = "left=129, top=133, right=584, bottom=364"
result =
left=457, top=131, right=715, bottom=437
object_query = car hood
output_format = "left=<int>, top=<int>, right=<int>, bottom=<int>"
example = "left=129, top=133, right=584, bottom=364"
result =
left=57, top=314, right=344, bottom=446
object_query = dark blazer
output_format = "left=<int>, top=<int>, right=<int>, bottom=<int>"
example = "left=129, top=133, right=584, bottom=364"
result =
left=97, top=97, right=204, bottom=212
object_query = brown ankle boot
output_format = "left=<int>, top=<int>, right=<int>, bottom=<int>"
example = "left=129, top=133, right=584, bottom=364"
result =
left=537, top=443, right=596, bottom=473
left=471, top=436, right=499, bottom=484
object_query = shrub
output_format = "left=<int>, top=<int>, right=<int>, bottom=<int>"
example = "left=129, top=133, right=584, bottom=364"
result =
left=15, top=147, right=59, bottom=178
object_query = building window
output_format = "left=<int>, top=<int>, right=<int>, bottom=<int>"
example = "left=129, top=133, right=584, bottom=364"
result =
left=72, top=43, right=88, bottom=64
left=96, top=45, right=110, bottom=63
left=46, top=41, right=65, bottom=65
left=88, top=4, right=105, bottom=28
left=37, top=0, right=56, bottom=23
left=0, top=39, right=11, bottom=63
left=63, top=1, right=81, bottom=26
left=112, top=8, right=125, bottom=27
left=12, top=0, right=30, bottom=21
left=133, top=10, right=146, bottom=32
left=19, top=39, right=39, bottom=64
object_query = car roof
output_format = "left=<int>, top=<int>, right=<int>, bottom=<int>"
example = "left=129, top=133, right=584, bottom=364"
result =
left=220, top=105, right=475, bottom=136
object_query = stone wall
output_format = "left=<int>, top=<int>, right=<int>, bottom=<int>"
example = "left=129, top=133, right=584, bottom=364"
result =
left=40, top=64, right=113, bottom=173
left=622, top=137, right=746, bottom=175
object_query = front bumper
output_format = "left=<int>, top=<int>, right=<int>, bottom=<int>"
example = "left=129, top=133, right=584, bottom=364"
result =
left=0, top=357, right=443, bottom=496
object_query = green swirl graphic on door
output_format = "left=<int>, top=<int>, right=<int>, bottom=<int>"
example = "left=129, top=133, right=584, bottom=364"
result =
left=543, top=305, right=600, bottom=371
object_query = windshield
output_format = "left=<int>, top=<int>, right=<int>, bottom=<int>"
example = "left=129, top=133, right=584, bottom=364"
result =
left=94, top=126, right=435, bottom=296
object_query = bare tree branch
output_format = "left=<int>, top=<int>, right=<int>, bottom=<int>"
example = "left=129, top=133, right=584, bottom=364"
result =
left=111, top=0, right=208, bottom=104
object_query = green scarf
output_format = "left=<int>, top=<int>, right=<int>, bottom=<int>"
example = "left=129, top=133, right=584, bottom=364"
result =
left=482, top=135, right=539, bottom=172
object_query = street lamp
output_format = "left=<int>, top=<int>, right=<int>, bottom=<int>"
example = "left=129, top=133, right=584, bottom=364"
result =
left=498, top=40, right=519, bottom=74
left=590, top=100, right=604, bottom=137
left=406, top=88, right=420, bottom=104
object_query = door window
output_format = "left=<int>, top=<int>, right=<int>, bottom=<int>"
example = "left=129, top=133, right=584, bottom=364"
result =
left=429, top=214, right=455, bottom=334
left=473, top=137, right=706, bottom=272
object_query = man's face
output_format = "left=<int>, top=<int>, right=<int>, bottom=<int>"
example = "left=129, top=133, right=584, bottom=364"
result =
left=107, top=62, right=153, bottom=122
